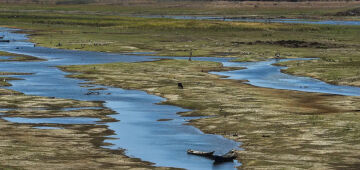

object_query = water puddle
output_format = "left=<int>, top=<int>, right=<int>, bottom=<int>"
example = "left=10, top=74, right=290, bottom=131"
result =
left=0, top=108, right=13, bottom=111
left=33, top=126, right=64, bottom=130
left=62, top=107, right=104, bottom=111
left=3, top=117, right=101, bottom=124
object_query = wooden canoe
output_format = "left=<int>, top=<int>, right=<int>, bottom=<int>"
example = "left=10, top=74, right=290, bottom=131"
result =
left=186, top=149, right=237, bottom=163
left=187, top=149, right=214, bottom=157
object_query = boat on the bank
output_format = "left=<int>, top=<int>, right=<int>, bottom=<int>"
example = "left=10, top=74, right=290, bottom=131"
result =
left=187, top=149, right=237, bottom=163
left=187, top=149, right=215, bottom=157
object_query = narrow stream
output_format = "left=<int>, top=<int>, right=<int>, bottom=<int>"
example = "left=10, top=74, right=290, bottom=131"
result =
left=156, top=57, right=360, bottom=96
left=213, top=58, right=360, bottom=96
left=136, top=15, right=360, bottom=26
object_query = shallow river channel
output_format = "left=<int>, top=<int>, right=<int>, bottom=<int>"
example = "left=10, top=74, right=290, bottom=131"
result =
left=137, top=15, right=360, bottom=26
left=1, top=27, right=360, bottom=170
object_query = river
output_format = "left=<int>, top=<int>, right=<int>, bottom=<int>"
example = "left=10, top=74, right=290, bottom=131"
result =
left=1, top=27, right=360, bottom=170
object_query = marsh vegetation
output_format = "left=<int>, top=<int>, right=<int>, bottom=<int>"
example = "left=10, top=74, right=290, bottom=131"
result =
left=1, top=1, right=360, bottom=169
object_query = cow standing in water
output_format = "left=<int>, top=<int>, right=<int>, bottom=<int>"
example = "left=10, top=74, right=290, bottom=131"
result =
left=188, top=50, right=192, bottom=61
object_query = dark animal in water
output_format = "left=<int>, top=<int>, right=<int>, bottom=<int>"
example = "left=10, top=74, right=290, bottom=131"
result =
left=188, top=50, right=192, bottom=61
left=0, top=40, right=10, bottom=43
left=178, top=83, right=183, bottom=89
left=187, top=149, right=214, bottom=158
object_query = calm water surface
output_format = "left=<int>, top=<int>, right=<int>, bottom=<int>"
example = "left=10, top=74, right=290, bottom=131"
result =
left=212, top=58, right=360, bottom=96
left=3, top=117, right=101, bottom=124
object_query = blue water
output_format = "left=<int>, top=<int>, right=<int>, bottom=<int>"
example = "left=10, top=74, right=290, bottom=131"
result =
left=212, top=58, right=360, bottom=96
left=33, top=126, right=64, bottom=130
left=3, top=117, right=101, bottom=124
left=0, top=56, right=13, bottom=60
left=0, top=108, right=13, bottom=111
left=138, top=15, right=360, bottom=26
left=215, top=18, right=360, bottom=26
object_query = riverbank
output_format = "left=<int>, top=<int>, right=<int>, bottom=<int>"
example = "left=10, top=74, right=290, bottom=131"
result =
left=62, top=59, right=360, bottom=169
